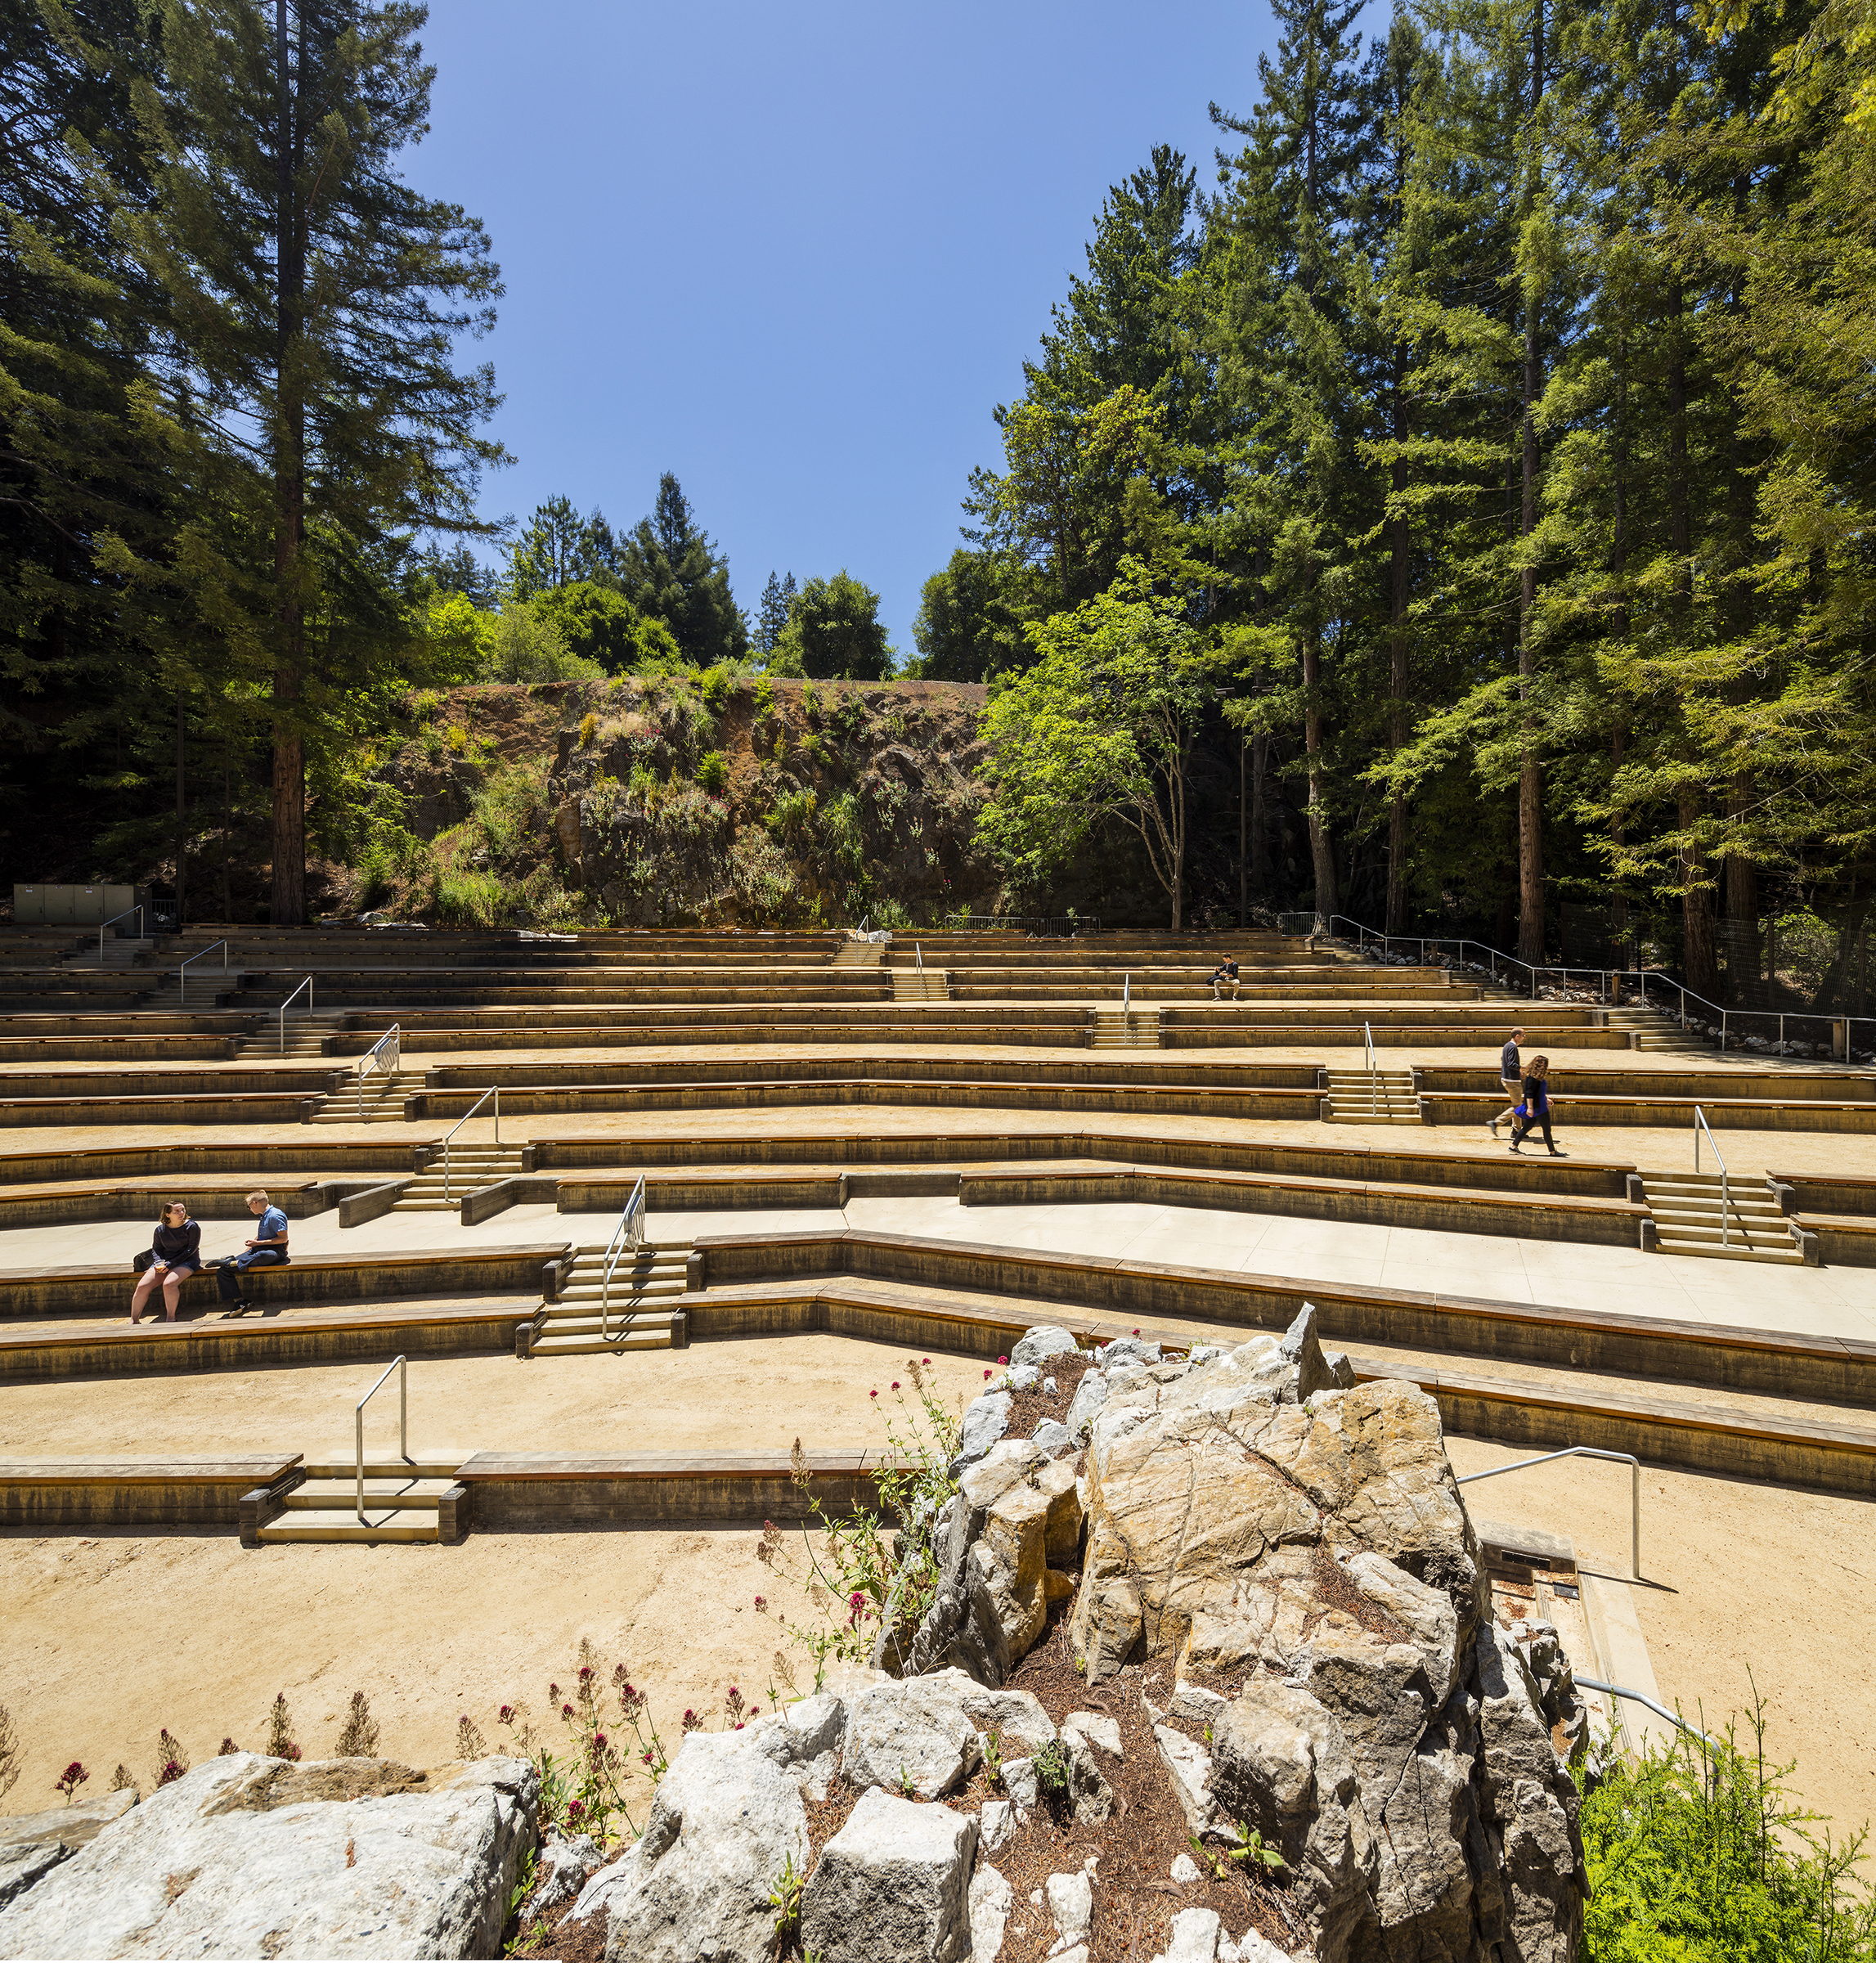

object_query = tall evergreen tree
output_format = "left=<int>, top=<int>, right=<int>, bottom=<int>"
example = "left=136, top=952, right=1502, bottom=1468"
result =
left=754, top=568, right=797, bottom=654
left=617, top=473, right=747, bottom=666
left=507, top=495, right=617, bottom=599
left=115, top=0, right=505, bottom=923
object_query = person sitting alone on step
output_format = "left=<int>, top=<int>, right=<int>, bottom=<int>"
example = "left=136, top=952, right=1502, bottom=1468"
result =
left=1209, top=956, right=1241, bottom=1000
left=207, top=1190, right=290, bottom=1315
left=1488, top=1026, right=1525, bottom=1139
left=1509, top=1055, right=1567, bottom=1157
left=129, top=1201, right=201, bottom=1324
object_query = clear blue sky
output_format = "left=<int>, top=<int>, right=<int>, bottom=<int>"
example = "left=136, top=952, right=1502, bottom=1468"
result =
left=405, top=1, right=1282, bottom=654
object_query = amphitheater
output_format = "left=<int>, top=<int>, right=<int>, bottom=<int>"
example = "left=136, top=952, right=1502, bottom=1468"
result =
left=2, top=919, right=1873, bottom=1835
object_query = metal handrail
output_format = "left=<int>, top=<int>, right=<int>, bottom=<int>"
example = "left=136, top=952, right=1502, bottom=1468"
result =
left=96, top=905, right=143, bottom=964
left=599, top=1174, right=648, bottom=1341
left=357, top=1025, right=402, bottom=1120
left=179, top=939, right=229, bottom=1004
left=1364, top=1020, right=1379, bottom=1116
left=355, top=1354, right=409, bottom=1522
left=278, top=976, right=313, bottom=1053
left=1694, top=1106, right=1730, bottom=1249
left=915, top=942, right=923, bottom=973
left=1457, top=1446, right=1641, bottom=1576
left=1574, top=1676, right=1719, bottom=1749
left=1321, top=911, right=1867, bottom=1056
left=1122, top=973, right=1130, bottom=1019
left=441, top=1087, right=500, bottom=1204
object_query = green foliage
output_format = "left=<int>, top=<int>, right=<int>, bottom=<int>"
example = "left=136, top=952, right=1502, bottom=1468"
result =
left=1582, top=1717, right=1876, bottom=1961
left=505, top=495, right=617, bottom=600
left=1032, top=1740, right=1072, bottom=1800
left=909, top=549, right=1030, bottom=681
left=695, top=750, right=729, bottom=795
left=532, top=580, right=678, bottom=674
left=614, top=473, right=747, bottom=666
left=485, top=603, right=605, bottom=684
left=978, top=559, right=1217, bottom=926
left=756, top=1363, right=962, bottom=1685
left=774, top=571, right=895, bottom=681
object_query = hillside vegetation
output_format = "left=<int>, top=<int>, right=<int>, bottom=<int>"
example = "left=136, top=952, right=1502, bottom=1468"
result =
left=321, top=676, right=995, bottom=930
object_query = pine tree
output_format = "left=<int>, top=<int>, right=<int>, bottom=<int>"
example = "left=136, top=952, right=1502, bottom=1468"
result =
left=117, top=0, right=505, bottom=923
left=755, top=569, right=797, bottom=654
left=617, top=474, right=747, bottom=666
left=507, top=496, right=617, bottom=600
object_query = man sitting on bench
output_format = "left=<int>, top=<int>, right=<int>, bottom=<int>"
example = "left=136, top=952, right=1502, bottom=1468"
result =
left=1210, top=956, right=1241, bottom=999
left=209, top=1190, right=289, bottom=1316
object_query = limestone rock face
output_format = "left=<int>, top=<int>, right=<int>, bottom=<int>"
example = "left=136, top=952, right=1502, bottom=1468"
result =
left=843, top=1673, right=983, bottom=1799
left=901, top=1438, right=1083, bottom=1685
left=0, top=1791, right=136, bottom=1911
left=1061, top=1309, right=1584, bottom=1963
left=1070, top=1359, right=1479, bottom=1682
left=579, top=1727, right=810, bottom=1963
left=798, top=1787, right=976, bottom=1963
left=0, top=1755, right=535, bottom=1961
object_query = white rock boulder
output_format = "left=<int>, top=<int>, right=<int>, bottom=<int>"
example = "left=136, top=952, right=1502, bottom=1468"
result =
left=798, top=1788, right=976, bottom=1963
left=0, top=1755, right=535, bottom=1961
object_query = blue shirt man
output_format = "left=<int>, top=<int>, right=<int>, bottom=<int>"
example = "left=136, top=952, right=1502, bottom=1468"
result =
left=213, top=1191, right=290, bottom=1314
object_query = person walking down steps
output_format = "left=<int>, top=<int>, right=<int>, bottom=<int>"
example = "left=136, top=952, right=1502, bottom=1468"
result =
left=207, top=1190, right=290, bottom=1316
left=1509, top=1056, right=1567, bottom=1157
left=1488, top=1027, right=1525, bottom=1139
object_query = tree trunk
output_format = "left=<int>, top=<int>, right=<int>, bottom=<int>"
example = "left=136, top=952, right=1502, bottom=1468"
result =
left=1250, top=732, right=1269, bottom=896
left=1303, top=629, right=1335, bottom=917
left=1385, top=416, right=1410, bottom=934
left=1516, top=0, right=1546, bottom=967
left=270, top=0, right=307, bottom=926
left=174, top=691, right=187, bottom=925
left=1679, top=792, right=1717, bottom=996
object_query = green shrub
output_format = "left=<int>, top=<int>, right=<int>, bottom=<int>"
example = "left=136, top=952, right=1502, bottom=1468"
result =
left=1582, top=1712, right=1875, bottom=1961
left=753, top=676, right=775, bottom=721
left=435, top=870, right=509, bottom=928
left=873, top=898, right=912, bottom=931
left=767, top=788, right=818, bottom=845
left=698, top=666, right=734, bottom=713
left=696, top=751, right=729, bottom=795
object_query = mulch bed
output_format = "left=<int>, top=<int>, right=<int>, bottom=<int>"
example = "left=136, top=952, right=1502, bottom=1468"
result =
left=1000, top=1350, right=1094, bottom=1439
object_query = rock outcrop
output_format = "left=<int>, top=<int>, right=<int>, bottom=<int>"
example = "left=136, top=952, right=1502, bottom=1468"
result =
left=1064, top=1307, right=1586, bottom=1962
left=0, top=1755, right=536, bottom=1961
left=575, top=1309, right=1586, bottom=1963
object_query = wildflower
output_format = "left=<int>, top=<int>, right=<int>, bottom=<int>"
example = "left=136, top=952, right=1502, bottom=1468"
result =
left=869, top=1389, right=877, bottom=1399
left=561, top=1703, right=575, bottom=1720
left=998, top=1355, right=1008, bottom=1365
left=549, top=1682, right=560, bottom=1700
left=578, top=1665, right=594, bottom=1684
left=641, top=1749, right=654, bottom=1766
left=568, top=1798, right=585, bottom=1818
left=922, top=1357, right=931, bottom=1365
left=984, top=1368, right=992, bottom=1380
left=498, top=1705, right=514, bottom=1725
left=754, top=1596, right=767, bottom=1610
left=891, top=1381, right=900, bottom=1391
left=1133, top=1327, right=1140, bottom=1336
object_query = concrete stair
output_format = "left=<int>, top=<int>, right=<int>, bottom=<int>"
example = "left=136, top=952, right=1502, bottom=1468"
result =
left=1604, top=1005, right=1712, bottom=1054
left=238, top=1009, right=346, bottom=1059
left=891, top=970, right=949, bottom=1002
left=59, top=934, right=161, bottom=972
left=1090, top=1007, right=1160, bottom=1049
left=530, top=1240, right=689, bottom=1355
left=1324, top=1067, right=1420, bottom=1124
left=391, top=1145, right=524, bottom=1211
left=311, top=1068, right=424, bottom=1125
left=1640, top=1170, right=1802, bottom=1262
left=254, top=1456, right=464, bottom=1544
left=832, top=941, right=884, bottom=970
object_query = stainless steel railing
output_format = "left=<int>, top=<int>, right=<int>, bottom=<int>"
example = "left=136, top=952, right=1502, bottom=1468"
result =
left=179, top=939, right=228, bottom=1004
left=441, top=1087, right=500, bottom=1204
left=1694, top=1105, right=1730, bottom=1249
left=96, top=905, right=143, bottom=964
left=278, top=975, right=312, bottom=1053
left=355, top=1354, right=408, bottom=1522
left=357, top=1025, right=402, bottom=1120
left=1457, top=1445, right=1642, bottom=1576
left=1364, top=1019, right=1379, bottom=1116
left=599, top=1175, right=648, bottom=1342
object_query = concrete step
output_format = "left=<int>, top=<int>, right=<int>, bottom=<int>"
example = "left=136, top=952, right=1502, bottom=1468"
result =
left=256, top=1507, right=438, bottom=1544
left=282, top=1478, right=451, bottom=1510
left=302, top=1457, right=465, bottom=1480
left=1655, top=1234, right=1804, bottom=1263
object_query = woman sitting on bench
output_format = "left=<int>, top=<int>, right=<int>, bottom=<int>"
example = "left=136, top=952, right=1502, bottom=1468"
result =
left=130, top=1202, right=202, bottom=1323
